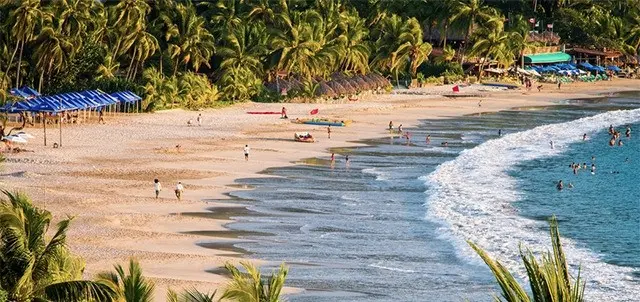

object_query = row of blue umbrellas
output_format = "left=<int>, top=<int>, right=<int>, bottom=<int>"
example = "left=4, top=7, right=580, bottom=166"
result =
left=528, top=62, right=622, bottom=76
left=2, top=89, right=141, bottom=113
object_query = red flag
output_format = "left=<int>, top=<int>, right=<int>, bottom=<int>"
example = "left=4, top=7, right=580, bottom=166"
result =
left=310, top=108, right=319, bottom=115
left=452, top=85, right=460, bottom=93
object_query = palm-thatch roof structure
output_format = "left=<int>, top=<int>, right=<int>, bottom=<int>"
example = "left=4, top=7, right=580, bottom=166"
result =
left=352, top=75, right=370, bottom=91
left=327, top=80, right=347, bottom=95
left=338, top=79, right=356, bottom=94
left=315, top=81, right=336, bottom=97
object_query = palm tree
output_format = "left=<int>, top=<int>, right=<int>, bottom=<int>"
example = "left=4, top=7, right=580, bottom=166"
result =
left=142, top=67, right=177, bottom=110
left=0, top=191, right=117, bottom=302
left=96, top=258, right=155, bottom=302
left=97, top=54, right=121, bottom=79
left=397, top=18, right=432, bottom=77
left=219, top=65, right=260, bottom=102
left=177, top=72, right=220, bottom=109
left=123, top=24, right=159, bottom=80
left=202, top=0, right=244, bottom=37
left=370, top=14, right=407, bottom=85
left=218, top=22, right=269, bottom=77
left=468, top=216, right=585, bottom=302
left=32, top=26, right=75, bottom=92
left=166, top=3, right=216, bottom=75
left=468, top=25, right=510, bottom=79
left=166, top=288, right=216, bottom=302
left=53, top=0, right=94, bottom=44
left=107, top=0, right=150, bottom=63
left=221, top=261, right=288, bottom=302
left=435, top=45, right=456, bottom=63
left=338, top=8, right=370, bottom=74
left=450, top=0, right=497, bottom=63
left=7, top=0, right=48, bottom=87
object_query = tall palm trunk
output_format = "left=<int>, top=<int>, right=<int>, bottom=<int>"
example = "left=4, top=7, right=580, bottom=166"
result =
left=4, top=40, right=20, bottom=86
left=478, top=46, right=494, bottom=80
left=126, top=48, right=137, bottom=81
left=16, top=40, right=25, bottom=87
left=173, top=56, right=179, bottom=77
left=442, top=20, right=449, bottom=48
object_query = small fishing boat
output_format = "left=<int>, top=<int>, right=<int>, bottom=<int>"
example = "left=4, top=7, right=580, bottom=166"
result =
left=294, top=132, right=315, bottom=143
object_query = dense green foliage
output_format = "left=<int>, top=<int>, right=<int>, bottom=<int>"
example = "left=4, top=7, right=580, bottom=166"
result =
left=0, top=0, right=638, bottom=108
left=0, top=191, right=117, bottom=302
left=469, top=216, right=585, bottom=302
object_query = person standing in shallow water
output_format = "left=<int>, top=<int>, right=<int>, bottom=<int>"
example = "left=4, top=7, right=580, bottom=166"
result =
left=154, top=179, right=162, bottom=199
left=327, top=125, right=331, bottom=139
left=626, top=126, right=631, bottom=138
left=244, top=144, right=250, bottom=161
left=557, top=180, right=563, bottom=191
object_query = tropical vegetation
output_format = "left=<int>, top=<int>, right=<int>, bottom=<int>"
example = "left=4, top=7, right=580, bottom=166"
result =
left=0, top=0, right=638, bottom=108
left=469, top=216, right=585, bottom=302
left=0, top=190, right=290, bottom=302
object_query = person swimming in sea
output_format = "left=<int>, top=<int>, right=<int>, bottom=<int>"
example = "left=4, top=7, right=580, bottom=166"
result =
left=441, top=142, right=448, bottom=147
left=582, top=133, right=587, bottom=141
left=567, top=182, right=574, bottom=189
left=550, top=141, right=554, bottom=149
left=609, top=137, right=616, bottom=146
left=626, top=126, right=631, bottom=138
left=591, top=163, right=596, bottom=174
left=557, top=180, right=564, bottom=191
left=618, top=140, right=624, bottom=146
left=609, top=125, right=615, bottom=135
left=582, top=163, right=587, bottom=170
left=426, top=135, right=431, bottom=144
left=498, top=129, right=502, bottom=136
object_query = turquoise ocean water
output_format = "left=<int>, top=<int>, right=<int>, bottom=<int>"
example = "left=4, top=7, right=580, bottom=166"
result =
left=211, top=92, right=640, bottom=301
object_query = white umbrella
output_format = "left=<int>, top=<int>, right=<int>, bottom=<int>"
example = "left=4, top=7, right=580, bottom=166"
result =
left=3, top=135, right=28, bottom=144
left=15, top=132, right=35, bottom=139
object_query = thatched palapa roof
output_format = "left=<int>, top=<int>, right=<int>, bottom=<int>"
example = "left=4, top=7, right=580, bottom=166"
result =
left=315, top=81, right=336, bottom=97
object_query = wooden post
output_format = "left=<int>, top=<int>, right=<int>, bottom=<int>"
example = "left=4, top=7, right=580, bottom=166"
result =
left=43, top=116, right=47, bottom=146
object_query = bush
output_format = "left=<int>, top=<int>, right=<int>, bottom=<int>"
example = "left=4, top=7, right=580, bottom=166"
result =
left=443, top=71, right=463, bottom=84
left=423, top=76, right=444, bottom=85
left=418, top=61, right=463, bottom=78
left=0, top=289, right=7, bottom=302
left=252, top=86, right=283, bottom=103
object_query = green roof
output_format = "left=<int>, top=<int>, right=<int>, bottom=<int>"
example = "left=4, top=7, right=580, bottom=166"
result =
left=524, top=52, right=572, bottom=64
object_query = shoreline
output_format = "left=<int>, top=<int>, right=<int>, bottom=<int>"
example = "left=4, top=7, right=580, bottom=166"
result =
left=1, top=80, right=638, bottom=300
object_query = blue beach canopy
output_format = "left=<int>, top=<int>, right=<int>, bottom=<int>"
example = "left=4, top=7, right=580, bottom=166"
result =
left=110, top=91, right=142, bottom=103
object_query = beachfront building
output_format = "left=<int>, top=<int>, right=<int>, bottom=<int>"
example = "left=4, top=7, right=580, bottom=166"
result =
left=568, top=47, right=623, bottom=66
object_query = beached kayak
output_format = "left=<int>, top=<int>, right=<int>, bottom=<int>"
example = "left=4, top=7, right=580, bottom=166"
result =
left=292, top=118, right=351, bottom=127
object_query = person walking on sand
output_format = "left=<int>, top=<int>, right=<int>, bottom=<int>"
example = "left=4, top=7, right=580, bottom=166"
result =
left=154, top=179, right=162, bottom=199
left=244, top=144, right=250, bottom=161
left=281, top=107, right=287, bottom=119
left=174, top=182, right=184, bottom=200
left=398, top=124, right=403, bottom=133
left=98, top=109, right=105, bottom=124
left=327, top=125, right=331, bottom=139
left=388, top=121, right=394, bottom=131
left=478, top=100, right=482, bottom=107
left=196, top=113, right=202, bottom=126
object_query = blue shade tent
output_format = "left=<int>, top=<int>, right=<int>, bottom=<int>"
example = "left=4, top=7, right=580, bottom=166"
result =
left=607, top=65, right=622, bottom=73
left=9, top=86, right=40, bottom=99
left=110, top=91, right=141, bottom=103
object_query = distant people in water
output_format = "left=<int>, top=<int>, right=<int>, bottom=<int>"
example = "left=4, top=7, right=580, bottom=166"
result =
left=398, top=124, right=403, bottom=133
left=388, top=121, right=394, bottom=130
left=592, top=155, right=596, bottom=161
left=567, top=182, right=574, bottom=189
left=550, top=141, right=554, bottom=149
left=582, top=133, right=587, bottom=141
left=557, top=180, right=564, bottom=191
left=609, top=137, right=616, bottom=146
left=426, top=135, right=431, bottom=144
left=498, top=129, right=502, bottom=136
left=618, top=140, right=624, bottom=146
left=591, top=164, right=596, bottom=174
left=441, top=142, right=449, bottom=147
left=609, top=125, right=614, bottom=135
left=626, top=126, right=631, bottom=137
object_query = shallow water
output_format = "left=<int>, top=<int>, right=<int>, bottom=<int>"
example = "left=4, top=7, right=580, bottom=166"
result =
left=216, top=92, right=640, bottom=301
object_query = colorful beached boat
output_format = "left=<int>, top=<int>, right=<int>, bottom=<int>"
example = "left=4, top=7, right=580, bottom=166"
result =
left=292, top=118, right=351, bottom=127
left=294, top=132, right=315, bottom=142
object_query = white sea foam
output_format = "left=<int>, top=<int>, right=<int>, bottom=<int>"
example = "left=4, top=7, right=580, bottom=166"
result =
left=369, top=262, right=416, bottom=273
left=362, top=167, right=390, bottom=181
left=423, top=109, right=640, bottom=300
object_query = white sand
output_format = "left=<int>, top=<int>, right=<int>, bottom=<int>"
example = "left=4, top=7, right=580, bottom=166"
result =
left=0, top=79, right=637, bottom=300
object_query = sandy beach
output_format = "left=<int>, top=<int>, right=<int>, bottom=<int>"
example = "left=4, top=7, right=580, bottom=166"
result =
left=0, top=80, right=637, bottom=300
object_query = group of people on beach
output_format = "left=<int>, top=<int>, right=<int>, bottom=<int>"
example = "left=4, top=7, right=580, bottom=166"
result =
left=389, top=121, right=446, bottom=146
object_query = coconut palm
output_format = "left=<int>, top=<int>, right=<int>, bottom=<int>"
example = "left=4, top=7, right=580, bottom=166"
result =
left=96, top=258, right=155, bottom=302
left=107, top=0, right=150, bottom=62
left=53, top=0, right=94, bottom=44
left=32, top=26, right=75, bottom=92
left=468, top=25, right=510, bottom=79
left=451, top=0, right=497, bottom=47
left=177, top=72, right=220, bottom=109
left=370, top=14, right=407, bottom=84
left=0, top=191, right=117, bottom=302
left=166, top=3, right=216, bottom=75
left=219, top=64, right=261, bottom=102
left=218, top=22, right=269, bottom=77
left=142, top=67, right=177, bottom=110
left=202, top=0, right=244, bottom=37
left=97, top=54, right=121, bottom=79
left=166, top=288, right=216, bottom=302
left=338, top=8, right=370, bottom=74
left=396, top=18, right=432, bottom=77
left=122, top=24, right=159, bottom=80
left=221, top=261, right=288, bottom=302
left=468, top=216, right=585, bottom=302
left=7, top=0, right=48, bottom=87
